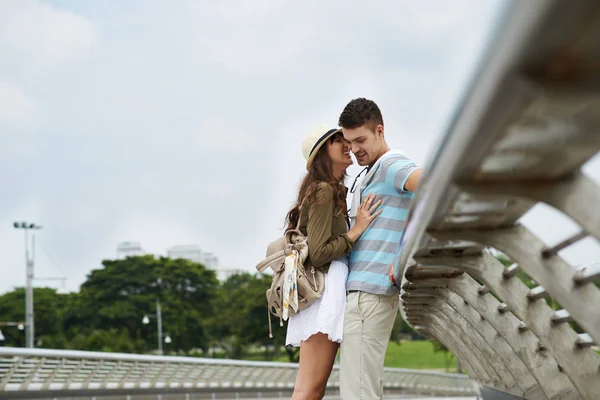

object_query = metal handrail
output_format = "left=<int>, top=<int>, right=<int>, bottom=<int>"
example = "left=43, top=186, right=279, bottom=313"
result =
left=0, top=347, right=475, bottom=398
left=393, top=0, right=600, bottom=397
left=392, top=0, right=556, bottom=283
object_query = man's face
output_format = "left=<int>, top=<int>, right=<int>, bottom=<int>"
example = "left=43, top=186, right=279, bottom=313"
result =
left=342, top=124, right=384, bottom=166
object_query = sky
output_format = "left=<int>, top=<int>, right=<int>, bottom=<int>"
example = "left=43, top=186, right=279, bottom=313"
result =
left=1, top=0, right=599, bottom=295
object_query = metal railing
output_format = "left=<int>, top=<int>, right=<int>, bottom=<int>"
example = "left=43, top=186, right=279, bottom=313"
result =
left=0, top=347, right=475, bottom=399
left=393, top=0, right=600, bottom=399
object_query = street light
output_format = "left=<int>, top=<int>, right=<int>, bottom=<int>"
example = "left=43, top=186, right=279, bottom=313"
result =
left=0, top=322, right=26, bottom=345
left=142, top=298, right=164, bottom=355
left=164, top=335, right=172, bottom=344
left=13, top=221, right=42, bottom=348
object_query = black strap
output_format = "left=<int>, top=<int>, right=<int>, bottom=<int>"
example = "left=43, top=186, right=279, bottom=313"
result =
left=350, top=167, right=369, bottom=193
left=309, top=128, right=339, bottom=158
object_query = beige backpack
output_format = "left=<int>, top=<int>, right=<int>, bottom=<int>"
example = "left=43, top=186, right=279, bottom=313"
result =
left=255, top=206, right=325, bottom=338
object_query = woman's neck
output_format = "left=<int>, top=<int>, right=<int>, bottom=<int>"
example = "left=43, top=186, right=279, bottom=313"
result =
left=333, top=164, right=346, bottom=181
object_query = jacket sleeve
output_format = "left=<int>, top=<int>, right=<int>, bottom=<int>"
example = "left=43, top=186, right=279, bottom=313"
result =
left=306, top=185, right=354, bottom=268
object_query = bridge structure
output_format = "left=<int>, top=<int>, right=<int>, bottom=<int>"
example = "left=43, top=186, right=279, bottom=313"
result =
left=0, top=347, right=474, bottom=399
left=1, top=0, right=600, bottom=399
left=392, top=0, right=600, bottom=399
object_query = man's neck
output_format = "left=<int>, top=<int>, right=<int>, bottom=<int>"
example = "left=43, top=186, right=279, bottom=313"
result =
left=368, top=144, right=391, bottom=169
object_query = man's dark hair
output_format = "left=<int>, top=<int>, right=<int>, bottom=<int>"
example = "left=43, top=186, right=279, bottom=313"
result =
left=338, top=97, right=384, bottom=131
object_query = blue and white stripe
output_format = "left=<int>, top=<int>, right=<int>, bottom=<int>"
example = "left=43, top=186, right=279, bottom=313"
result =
left=347, top=151, right=417, bottom=296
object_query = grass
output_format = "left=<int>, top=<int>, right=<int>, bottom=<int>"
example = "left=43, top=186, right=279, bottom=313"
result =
left=384, top=340, right=457, bottom=371
left=239, top=340, right=458, bottom=372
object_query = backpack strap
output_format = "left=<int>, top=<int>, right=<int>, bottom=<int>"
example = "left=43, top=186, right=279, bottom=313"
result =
left=256, top=251, right=287, bottom=273
left=295, top=202, right=303, bottom=230
left=256, top=201, right=306, bottom=273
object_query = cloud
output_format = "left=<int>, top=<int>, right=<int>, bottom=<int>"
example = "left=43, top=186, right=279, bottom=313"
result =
left=195, top=117, right=259, bottom=153
left=188, top=0, right=497, bottom=75
left=0, top=0, right=98, bottom=68
left=189, top=0, right=320, bottom=74
left=0, top=81, right=36, bottom=124
left=0, top=0, right=519, bottom=295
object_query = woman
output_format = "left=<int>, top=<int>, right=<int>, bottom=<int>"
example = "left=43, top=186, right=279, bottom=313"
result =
left=285, top=124, right=382, bottom=400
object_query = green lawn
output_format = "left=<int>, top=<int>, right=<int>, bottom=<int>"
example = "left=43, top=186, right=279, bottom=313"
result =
left=241, top=340, right=457, bottom=371
left=384, top=340, right=457, bottom=371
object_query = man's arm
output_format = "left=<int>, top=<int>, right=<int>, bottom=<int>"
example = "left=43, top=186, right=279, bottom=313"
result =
left=404, top=168, right=423, bottom=193
left=389, top=167, right=423, bottom=285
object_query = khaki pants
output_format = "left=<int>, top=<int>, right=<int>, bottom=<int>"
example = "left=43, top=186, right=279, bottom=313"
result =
left=339, top=291, right=399, bottom=400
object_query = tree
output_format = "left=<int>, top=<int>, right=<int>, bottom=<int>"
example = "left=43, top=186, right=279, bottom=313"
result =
left=390, top=313, right=419, bottom=343
left=63, top=255, right=219, bottom=353
left=207, top=272, right=285, bottom=359
left=431, top=340, right=455, bottom=372
left=0, top=287, right=71, bottom=348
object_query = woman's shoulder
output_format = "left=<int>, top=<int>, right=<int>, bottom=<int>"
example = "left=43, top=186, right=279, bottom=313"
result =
left=312, top=182, right=335, bottom=202
left=307, top=182, right=348, bottom=206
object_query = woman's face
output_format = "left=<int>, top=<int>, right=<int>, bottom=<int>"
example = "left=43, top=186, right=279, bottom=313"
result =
left=327, top=133, right=353, bottom=169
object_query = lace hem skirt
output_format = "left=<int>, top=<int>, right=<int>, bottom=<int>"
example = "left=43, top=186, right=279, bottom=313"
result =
left=285, top=256, right=348, bottom=347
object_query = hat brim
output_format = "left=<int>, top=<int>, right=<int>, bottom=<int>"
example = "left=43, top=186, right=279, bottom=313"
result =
left=306, top=128, right=342, bottom=170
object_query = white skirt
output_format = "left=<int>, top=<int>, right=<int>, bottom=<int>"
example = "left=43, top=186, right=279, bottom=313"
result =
left=285, top=256, right=349, bottom=347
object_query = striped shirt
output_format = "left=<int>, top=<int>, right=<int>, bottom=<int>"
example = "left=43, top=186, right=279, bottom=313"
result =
left=347, top=150, right=417, bottom=296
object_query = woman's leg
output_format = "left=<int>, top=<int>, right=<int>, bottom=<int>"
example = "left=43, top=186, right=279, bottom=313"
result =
left=291, top=333, right=339, bottom=400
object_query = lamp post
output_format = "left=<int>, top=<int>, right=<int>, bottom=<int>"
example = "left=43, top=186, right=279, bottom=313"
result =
left=0, top=321, right=26, bottom=346
left=13, top=222, right=42, bottom=348
left=143, top=298, right=165, bottom=355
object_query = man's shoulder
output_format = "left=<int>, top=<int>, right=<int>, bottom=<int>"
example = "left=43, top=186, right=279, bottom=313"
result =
left=380, top=150, right=414, bottom=167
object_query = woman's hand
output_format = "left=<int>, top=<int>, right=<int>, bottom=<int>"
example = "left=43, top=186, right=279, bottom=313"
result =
left=346, top=194, right=382, bottom=242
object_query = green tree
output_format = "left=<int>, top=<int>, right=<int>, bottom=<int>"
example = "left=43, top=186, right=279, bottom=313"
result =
left=431, top=340, right=454, bottom=372
left=390, top=313, right=419, bottom=343
left=64, top=255, right=219, bottom=353
left=208, top=272, right=285, bottom=359
left=0, top=287, right=71, bottom=348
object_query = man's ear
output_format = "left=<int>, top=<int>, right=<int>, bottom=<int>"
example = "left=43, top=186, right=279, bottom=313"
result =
left=377, top=125, right=384, bottom=137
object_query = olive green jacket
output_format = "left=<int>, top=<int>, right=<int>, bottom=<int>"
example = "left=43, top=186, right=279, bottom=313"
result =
left=299, top=183, right=354, bottom=273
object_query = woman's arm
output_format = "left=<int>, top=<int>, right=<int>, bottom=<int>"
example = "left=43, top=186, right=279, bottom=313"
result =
left=306, top=185, right=354, bottom=268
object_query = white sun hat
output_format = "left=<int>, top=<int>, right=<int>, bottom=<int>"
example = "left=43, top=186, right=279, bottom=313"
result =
left=301, top=124, right=341, bottom=170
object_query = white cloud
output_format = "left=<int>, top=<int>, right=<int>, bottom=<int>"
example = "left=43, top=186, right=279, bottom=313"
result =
left=194, top=117, right=259, bottom=153
left=188, top=0, right=495, bottom=74
left=0, top=81, right=36, bottom=124
left=386, top=1, right=473, bottom=37
left=0, top=0, right=511, bottom=294
left=0, top=0, right=98, bottom=68
left=189, top=0, right=320, bottom=74
left=204, top=182, right=236, bottom=199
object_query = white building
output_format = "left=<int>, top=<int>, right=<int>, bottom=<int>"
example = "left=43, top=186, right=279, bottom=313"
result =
left=116, top=241, right=145, bottom=259
left=117, top=242, right=243, bottom=282
left=201, top=252, right=219, bottom=269
left=215, top=266, right=245, bottom=282
left=165, top=245, right=245, bottom=282
left=167, top=245, right=204, bottom=263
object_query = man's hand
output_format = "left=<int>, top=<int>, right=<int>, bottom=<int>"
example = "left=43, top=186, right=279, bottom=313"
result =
left=404, top=168, right=423, bottom=193
left=388, top=261, right=397, bottom=285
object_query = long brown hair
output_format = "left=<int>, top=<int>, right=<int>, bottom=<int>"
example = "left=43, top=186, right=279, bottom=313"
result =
left=285, top=133, right=348, bottom=231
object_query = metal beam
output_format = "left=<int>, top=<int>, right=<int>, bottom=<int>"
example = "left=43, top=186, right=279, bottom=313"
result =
left=415, top=253, right=600, bottom=398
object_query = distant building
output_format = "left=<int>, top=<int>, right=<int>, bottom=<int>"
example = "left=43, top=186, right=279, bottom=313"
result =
left=116, top=241, right=242, bottom=282
left=202, top=252, right=219, bottom=269
left=215, top=266, right=245, bottom=282
left=117, top=241, right=145, bottom=259
left=167, top=245, right=204, bottom=263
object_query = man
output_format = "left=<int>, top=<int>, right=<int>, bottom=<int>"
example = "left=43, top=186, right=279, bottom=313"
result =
left=338, top=97, right=423, bottom=400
